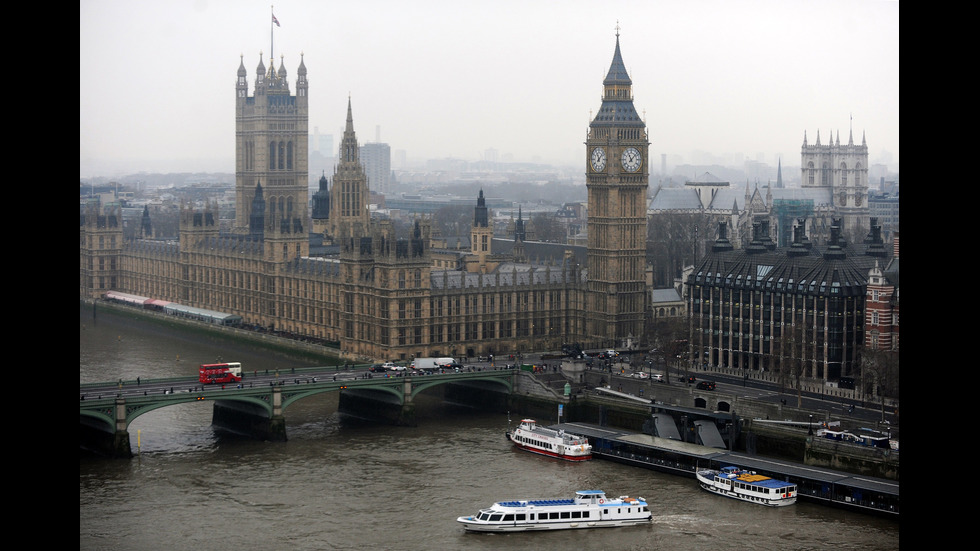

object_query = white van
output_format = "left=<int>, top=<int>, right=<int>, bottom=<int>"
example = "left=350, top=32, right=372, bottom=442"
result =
left=411, top=357, right=457, bottom=371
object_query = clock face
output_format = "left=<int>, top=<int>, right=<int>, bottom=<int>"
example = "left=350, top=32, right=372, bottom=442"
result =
left=590, top=147, right=606, bottom=171
left=622, top=147, right=642, bottom=172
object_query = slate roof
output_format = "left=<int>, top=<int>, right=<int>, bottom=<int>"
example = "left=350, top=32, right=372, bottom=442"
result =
left=650, top=288, right=682, bottom=304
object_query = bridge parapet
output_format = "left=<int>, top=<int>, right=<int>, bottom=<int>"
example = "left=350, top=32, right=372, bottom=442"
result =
left=80, top=369, right=518, bottom=456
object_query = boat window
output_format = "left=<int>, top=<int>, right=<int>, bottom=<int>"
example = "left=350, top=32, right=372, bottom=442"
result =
left=571, top=511, right=581, bottom=519
left=503, top=514, right=514, bottom=521
left=529, top=513, right=534, bottom=520
left=489, top=514, right=502, bottom=522
left=561, top=512, right=570, bottom=519
left=478, top=513, right=488, bottom=521
left=516, top=514, right=526, bottom=521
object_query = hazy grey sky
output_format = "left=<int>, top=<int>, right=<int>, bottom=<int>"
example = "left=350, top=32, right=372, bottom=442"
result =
left=80, top=0, right=899, bottom=178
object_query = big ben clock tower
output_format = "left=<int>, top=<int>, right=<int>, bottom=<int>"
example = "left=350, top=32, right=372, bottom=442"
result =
left=585, top=28, right=649, bottom=348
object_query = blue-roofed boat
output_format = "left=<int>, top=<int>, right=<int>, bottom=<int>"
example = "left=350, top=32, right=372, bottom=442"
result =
left=506, top=419, right=592, bottom=461
left=456, top=490, right=651, bottom=532
left=696, top=466, right=797, bottom=507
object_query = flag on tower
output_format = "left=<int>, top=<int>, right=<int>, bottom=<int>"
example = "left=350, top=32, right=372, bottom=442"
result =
left=273, top=13, right=280, bottom=27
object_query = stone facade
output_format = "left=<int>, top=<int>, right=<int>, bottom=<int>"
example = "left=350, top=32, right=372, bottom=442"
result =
left=80, top=35, right=643, bottom=362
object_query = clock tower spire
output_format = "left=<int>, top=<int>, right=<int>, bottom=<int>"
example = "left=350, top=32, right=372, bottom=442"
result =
left=585, top=28, right=649, bottom=349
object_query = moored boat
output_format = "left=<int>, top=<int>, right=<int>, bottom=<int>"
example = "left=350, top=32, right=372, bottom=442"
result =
left=506, top=419, right=592, bottom=461
left=696, top=466, right=797, bottom=507
left=457, top=490, right=651, bottom=532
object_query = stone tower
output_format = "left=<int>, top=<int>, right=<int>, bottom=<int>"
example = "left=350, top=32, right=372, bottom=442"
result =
left=471, top=189, right=492, bottom=272
left=234, top=52, right=309, bottom=247
left=330, top=99, right=372, bottom=243
left=585, top=29, right=649, bottom=347
left=801, top=126, right=870, bottom=240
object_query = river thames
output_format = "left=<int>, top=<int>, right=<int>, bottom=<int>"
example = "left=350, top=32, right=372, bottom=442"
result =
left=80, top=304, right=899, bottom=550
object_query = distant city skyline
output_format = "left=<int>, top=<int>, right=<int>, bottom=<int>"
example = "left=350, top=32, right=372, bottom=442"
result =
left=80, top=0, right=899, bottom=179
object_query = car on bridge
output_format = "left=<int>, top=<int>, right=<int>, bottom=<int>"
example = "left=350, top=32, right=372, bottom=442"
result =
left=629, top=371, right=649, bottom=379
left=696, top=381, right=716, bottom=391
left=383, top=362, right=405, bottom=371
left=369, top=364, right=388, bottom=373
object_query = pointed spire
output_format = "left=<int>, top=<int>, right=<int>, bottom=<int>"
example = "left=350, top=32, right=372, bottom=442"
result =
left=345, top=96, right=354, bottom=132
left=603, top=23, right=632, bottom=87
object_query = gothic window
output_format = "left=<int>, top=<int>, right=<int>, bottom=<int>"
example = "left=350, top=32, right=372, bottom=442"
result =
left=840, top=162, right=848, bottom=186
left=278, top=141, right=285, bottom=170
left=269, top=142, right=276, bottom=170
left=287, top=141, right=293, bottom=170
left=807, top=162, right=815, bottom=186
left=821, top=163, right=829, bottom=186
left=414, top=269, right=422, bottom=288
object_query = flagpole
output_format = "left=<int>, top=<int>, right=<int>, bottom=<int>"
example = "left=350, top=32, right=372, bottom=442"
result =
left=271, top=5, right=275, bottom=61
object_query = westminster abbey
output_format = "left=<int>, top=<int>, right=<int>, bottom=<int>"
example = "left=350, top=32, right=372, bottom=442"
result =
left=79, top=34, right=650, bottom=362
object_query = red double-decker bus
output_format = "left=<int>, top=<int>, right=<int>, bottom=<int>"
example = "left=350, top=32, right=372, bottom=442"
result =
left=199, top=362, right=243, bottom=384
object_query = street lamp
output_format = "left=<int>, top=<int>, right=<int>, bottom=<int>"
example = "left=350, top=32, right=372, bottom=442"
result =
left=808, top=414, right=813, bottom=436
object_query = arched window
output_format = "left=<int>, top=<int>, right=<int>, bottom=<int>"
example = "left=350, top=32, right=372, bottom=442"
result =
left=807, top=162, right=814, bottom=186
left=269, top=142, right=276, bottom=171
left=840, top=162, right=848, bottom=186
left=287, top=142, right=293, bottom=170
left=278, top=141, right=285, bottom=170
left=821, top=163, right=829, bottom=186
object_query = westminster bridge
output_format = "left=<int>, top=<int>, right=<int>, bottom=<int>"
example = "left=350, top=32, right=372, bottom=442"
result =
left=80, top=367, right=516, bottom=458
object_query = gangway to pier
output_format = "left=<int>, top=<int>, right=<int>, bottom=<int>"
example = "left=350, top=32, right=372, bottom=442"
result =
left=649, top=413, right=681, bottom=440
left=693, top=419, right=726, bottom=449
left=594, top=385, right=651, bottom=404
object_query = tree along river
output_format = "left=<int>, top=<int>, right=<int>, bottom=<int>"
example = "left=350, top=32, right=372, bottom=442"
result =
left=80, top=304, right=899, bottom=551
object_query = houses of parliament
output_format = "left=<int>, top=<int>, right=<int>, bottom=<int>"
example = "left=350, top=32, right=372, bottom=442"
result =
left=80, top=33, right=650, bottom=362
left=80, top=31, right=892, bottom=379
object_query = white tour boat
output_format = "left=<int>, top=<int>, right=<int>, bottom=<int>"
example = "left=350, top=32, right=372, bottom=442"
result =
left=506, top=419, right=592, bottom=461
left=457, top=490, right=651, bottom=532
left=695, top=466, right=797, bottom=507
